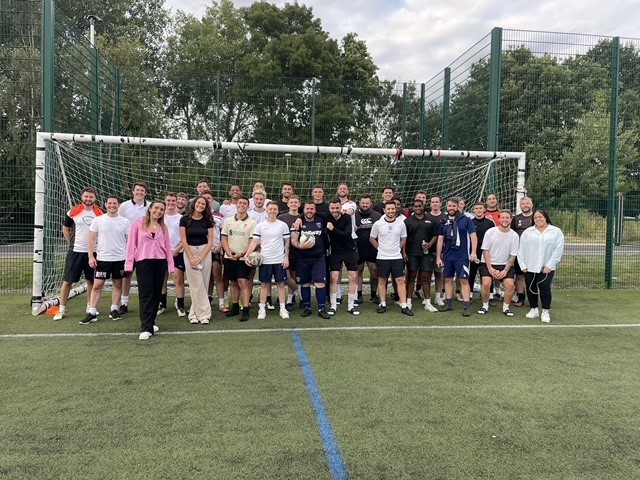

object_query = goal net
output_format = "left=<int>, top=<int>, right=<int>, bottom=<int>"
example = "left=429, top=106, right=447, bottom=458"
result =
left=32, top=132, right=526, bottom=314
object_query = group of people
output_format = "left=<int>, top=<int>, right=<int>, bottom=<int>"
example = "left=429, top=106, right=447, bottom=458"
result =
left=52, top=180, right=565, bottom=340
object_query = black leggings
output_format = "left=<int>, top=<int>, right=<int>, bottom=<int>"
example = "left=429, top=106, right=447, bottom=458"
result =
left=525, top=271, right=555, bottom=310
left=136, top=259, right=168, bottom=334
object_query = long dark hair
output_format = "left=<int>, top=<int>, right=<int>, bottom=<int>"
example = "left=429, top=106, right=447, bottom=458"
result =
left=534, top=209, right=553, bottom=225
left=142, top=200, right=168, bottom=234
left=186, top=195, right=214, bottom=226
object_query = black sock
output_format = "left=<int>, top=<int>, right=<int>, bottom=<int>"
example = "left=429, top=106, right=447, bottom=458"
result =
left=177, top=297, right=185, bottom=308
left=160, top=294, right=167, bottom=308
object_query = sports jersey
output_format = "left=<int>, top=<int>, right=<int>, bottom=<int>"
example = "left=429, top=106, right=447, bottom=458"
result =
left=277, top=211, right=301, bottom=228
left=485, top=209, right=500, bottom=225
left=404, top=214, right=437, bottom=256
left=221, top=214, right=256, bottom=255
left=511, top=213, right=534, bottom=236
left=219, top=203, right=238, bottom=219
left=64, top=206, right=102, bottom=253
left=314, top=202, right=330, bottom=221
left=481, top=227, right=520, bottom=265
left=340, top=199, right=358, bottom=239
left=293, top=216, right=326, bottom=259
left=212, top=212, right=224, bottom=248
left=472, top=216, right=497, bottom=259
left=370, top=216, right=406, bottom=260
left=248, top=208, right=268, bottom=224
left=438, top=214, right=476, bottom=261
left=327, top=214, right=356, bottom=254
left=276, top=200, right=289, bottom=215
left=89, top=214, right=130, bottom=261
left=355, top=209, right=382, bottom=258
left=424, top=211, right=446, bottom=252
left=251, top=219, right=290, bottom=264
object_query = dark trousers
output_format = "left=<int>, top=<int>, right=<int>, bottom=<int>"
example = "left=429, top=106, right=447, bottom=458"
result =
left=525, top=271, right=555, bottom=310
left=136, top=259, right=167, bottom=334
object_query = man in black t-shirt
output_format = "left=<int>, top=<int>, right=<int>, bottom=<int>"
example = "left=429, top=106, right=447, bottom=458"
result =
left=470, top=202, right=497, bottom=300
left=424, top=195, right=447, bottom=305
left=511, top=196, right=535, bottom=306
left=355, top=195, right=382, bottom=303
left=278, top=195, right=302, bottom=311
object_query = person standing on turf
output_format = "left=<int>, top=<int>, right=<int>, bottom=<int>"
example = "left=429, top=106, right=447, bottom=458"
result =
left=511, top=196, right=535, bottom=307
left=370, top=201, right=413, bottom=316
left=470, top=202, right=497, bottom=303
left=291, top=202, right=331, bottom=319
left=436, top=197, right=478, bottom=316
left=517, top=210, right=565, bottom=323
left=180, top=196, right=214, bottom=325
left=327, top=198, right=360, bottom=316
left=355, top=195, right=382, bottom=304
left=53, top=187, right=103, bottom=321
left=477, top=210, right=520, bottom=317
left=221, top=196, right=256, bottom=322
left=244, top=202, right=291, bottom=321
left=125, top=200, right=174, bottom=340
left=82, top=194, right=130, bottom=325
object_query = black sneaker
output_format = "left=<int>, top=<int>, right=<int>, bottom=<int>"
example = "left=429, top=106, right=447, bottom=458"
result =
left=401, top=307, right=414, bottom=316
left=326, top=308, right=336, bottom=316
left=489, top=299, right=497, bottom=307
left=370, top=294, right=380, bottom=304
left=301, top=308, right=313, bottom=317
left=118, top=304, right=128, bottom=315
left=266, top=302, right=276, bottom=311
left=240, top=309, right=250, bottom=322
left=414, top=288, right=423, bottom=299
left=285, top=302, right=296, bottom=312
left=503, top=309, right=515, bottom=317
left=348, top=307, right=360, bottom=316
left=226, top=306, right=240, bottom=317
left=318, top=309, right=331, bottom=319
left=376, top=304, right=387, bottom=314
left=355, top=296, right=363, bottom=305
left=109, top=309, right=122, bottom=321
left=79, top=313, right=98, bottom=325
left=393, top=292, right=400, bottom=302
left=439, top=304, right=453, bottom=312
left=462, top=308, right=471, bottom=317
left=477, top=307, right=488, bottom=315
left=336, top=297, right=343, bottom=305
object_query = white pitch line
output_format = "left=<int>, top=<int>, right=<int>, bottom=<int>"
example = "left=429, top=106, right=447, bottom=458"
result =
left=2, top=323, right=640, bottom=339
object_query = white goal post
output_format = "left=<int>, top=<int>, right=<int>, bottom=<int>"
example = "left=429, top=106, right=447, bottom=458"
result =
left=32, top=132, right=526, bottom=315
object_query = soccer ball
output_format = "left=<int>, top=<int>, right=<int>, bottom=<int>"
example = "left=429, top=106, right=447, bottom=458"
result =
left=247, top=252, right=264, bottom=267
left=300, top=232, right=316, bottom=247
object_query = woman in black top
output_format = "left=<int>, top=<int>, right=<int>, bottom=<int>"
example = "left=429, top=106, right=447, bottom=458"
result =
left=179, top=196, right=214, bottom=324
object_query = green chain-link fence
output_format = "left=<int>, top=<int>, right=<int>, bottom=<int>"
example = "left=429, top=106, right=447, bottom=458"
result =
left=1, top=0, right=639, bottom=292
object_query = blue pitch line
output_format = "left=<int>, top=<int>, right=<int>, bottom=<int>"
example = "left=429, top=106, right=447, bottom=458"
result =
left=292, top=331, right=349, bottom=480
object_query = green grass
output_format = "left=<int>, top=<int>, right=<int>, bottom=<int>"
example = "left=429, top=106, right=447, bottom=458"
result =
left=1, top=291, right=640, bottom=479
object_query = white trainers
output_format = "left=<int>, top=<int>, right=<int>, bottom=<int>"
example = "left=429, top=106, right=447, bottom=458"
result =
left=434, top=296, right=445, bottom=307
left=157, top=306, right=167, bottom=316
left=424, top=302, right=439, bottom=313
left=139, top=331, right=152, bottom=340
left=257, top=309, right=267, bottom=320
left=526, top=308, right=540, bottom=319
left=279, top=309, right=290, bottom=319
left=200, top=318, right=210, bottom=325
left=455, top=293, right=464, bottom=302
left=153, top=325, right=160, bottom=333
left=53, top=311, right=65, bottom=321
left=541, top=310, right=551, bottom=323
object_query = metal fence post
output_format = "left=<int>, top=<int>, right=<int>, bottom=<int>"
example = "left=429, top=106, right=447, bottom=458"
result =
left=42, top=0, right=55, bottom=132
left=442, top=68, right=451, bottom=149
left=605, top=36, right=620, bottom=288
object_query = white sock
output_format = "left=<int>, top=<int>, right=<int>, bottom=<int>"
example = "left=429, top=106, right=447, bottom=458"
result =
left=348, top=293, right=356, bottom=310
left=89, top=307, right=98, bottom=315
left=121, top=296, right=129, bottom=306
left=59, top=305, right=66, bottom=312
left=330, top=292, right=337, bottom=310
left=110, top=304, right=118, bottom=312
left=407, top=299, right=412, bottom=308
left=483, top=302, right=489, bottom=310
left=400, top=303, right=407, bottom=309
left=503, top=303, right=510, bottom=312
left=287, top=294, right=294, bottom=303
left=258, top=303, right=266, bottom=312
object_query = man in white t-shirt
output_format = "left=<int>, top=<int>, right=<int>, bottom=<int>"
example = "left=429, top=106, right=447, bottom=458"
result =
left=248, top=189, right=268, bottom=224
left=477, top=210, right=520, bottom=317
left=219, top=184, right=241, bottom=219
left=81, top=195, right=130, bottom=324
left=162, top=193, right=186, bottom=317
left=53, top=187, right=103, bottom=321
left=244, top=202, right=290, bottom=320
left=370, top=201, right=413, bottom=316
left=117, top=181, right=150, bottom=315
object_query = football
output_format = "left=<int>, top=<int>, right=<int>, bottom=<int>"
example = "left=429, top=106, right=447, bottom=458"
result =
left=300, top=232, right=316, bottom=247
left=247, top=251, right=264, bottom=267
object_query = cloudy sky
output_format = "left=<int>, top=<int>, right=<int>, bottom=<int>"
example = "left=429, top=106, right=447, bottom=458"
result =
left=165, top=0, right=640, bottom=81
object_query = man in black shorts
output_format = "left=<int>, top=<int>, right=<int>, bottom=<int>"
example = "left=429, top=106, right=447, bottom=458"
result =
left=355, top=195, right=382, bottom=304
left=511, top=196, right=535, bottom=307
left=83, top=194, right=130, bottom=324
left=53, top=187, right=103, bottom=321
left=327, top=199, right=360, bottom=316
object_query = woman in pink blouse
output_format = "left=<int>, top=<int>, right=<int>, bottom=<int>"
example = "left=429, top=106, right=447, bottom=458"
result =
left=125, top=201, right=175, bottom=340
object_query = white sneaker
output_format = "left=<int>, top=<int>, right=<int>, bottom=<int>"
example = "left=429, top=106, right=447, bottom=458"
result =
left=424, top=302, right=439, bottom=313
left=157, top=306, right=166, bottom=316
left=53, top=311, right=65, bottom=321
left=455, top=293, right=464, bottom=302
left=434, top=296, right=445, bottom=307
left=153, top=325, right=160, bottom=333
left=279, top=309, right=290, bottom=319
left=139, top=331, right=152, bottom=340
left=541, top=310, right=551, bottom=323
left=189, top=318, right=199, bottom=324
left=526, top=308, right=540, bottom=319
left=257, top=309, right=267, bottom=320
left=200, top=318, right=210, bottom=325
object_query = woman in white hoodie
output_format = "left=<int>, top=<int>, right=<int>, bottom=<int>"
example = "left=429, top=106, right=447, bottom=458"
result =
left=517, top=210, right=564, bottom=323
